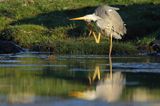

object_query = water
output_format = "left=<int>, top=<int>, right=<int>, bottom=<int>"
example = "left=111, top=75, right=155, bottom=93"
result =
left=0, top=52, right=160, bottom=106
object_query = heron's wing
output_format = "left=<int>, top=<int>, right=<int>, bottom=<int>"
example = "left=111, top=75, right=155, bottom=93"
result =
left=96, top=19, right=110, bottom=30
left=95, top=5, right=126, bottom=39
left=95, top=6, right=107, bottom=18
left=95, top=5, right=119, bottom=17
left=105, top=9, right=126, bottom=36
left=95, top=5, right=112, bottom=29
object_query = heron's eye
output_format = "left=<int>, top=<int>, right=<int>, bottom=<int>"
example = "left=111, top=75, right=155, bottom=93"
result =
left=91, top=20, right=94, bottom=23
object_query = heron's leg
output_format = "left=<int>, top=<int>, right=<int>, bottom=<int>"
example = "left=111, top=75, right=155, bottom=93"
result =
left=109, top=55, right=113, bottom=80
left=93, top=32, right=101, bottom=44
left=109, top=33, right=113, bottom=57
left=92, top=65, right=101, bottom=82
left=108, top=33, right=113, bottom=80
left=93, top=31, right=99, bottom=43
left=97, top=32, right=101, bottom=43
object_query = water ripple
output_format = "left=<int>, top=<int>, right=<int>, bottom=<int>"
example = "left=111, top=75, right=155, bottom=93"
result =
left=0, top=64, right=67, bottom=67
left=113, top=63, right=160, bottom=69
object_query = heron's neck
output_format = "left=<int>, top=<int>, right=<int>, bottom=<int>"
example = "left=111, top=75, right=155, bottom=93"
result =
left=92, top=14, right=102, bottom=21
left=85, top=14, right=101, bottom=22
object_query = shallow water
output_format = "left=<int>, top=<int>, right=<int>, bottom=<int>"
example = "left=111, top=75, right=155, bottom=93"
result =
left=0, top=52, right=160, bottom=106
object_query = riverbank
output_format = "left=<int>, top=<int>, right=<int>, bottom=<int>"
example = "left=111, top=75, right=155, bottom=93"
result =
left=0, top=0, right=160, bottom=55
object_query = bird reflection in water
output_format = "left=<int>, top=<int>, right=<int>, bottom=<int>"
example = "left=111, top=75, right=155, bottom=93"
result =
left=70, top=56, right=125, bottom=102
left=88, top=65, right=101, bottom=85
left=88, top=56, right=113, bottom=84
left=7, top=86, right=35, bottom=104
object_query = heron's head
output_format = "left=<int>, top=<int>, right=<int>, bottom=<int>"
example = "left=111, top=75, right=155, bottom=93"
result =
left=70, top=14, right=101, bottom=22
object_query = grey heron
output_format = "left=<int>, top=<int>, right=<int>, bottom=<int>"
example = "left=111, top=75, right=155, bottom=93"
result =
left=70, top=72, right=125, bottom=102
left=70, top=5, right=127, bottom=56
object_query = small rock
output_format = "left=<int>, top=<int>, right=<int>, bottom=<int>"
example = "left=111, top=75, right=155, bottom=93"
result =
left=149, top=34, right=160, bottom=54
left=0, top=40, right=24, bottom=54
left=149, top=40, right=160, bottom=53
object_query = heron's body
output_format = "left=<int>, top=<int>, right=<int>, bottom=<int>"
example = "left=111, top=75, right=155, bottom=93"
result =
left=94, top=5, right=126, bottom=39
left=70, top=5, right=127, bottom=56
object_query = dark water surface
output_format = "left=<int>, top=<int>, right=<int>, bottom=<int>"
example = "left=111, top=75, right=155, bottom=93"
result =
left=0, top=52, right=160, bottom=106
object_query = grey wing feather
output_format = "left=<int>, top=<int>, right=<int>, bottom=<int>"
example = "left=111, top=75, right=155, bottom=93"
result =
left=107, top=10, right=126, bottom=35
left=95, top=5, right=119, bottom=17
left=95, top=5, right=126, bottom=39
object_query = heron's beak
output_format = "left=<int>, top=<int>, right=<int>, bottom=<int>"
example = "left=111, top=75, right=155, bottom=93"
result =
left=69, top=16, right=87, bottom=21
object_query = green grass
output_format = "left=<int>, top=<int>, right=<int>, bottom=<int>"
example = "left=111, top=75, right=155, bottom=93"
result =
left=31, top=38, right=137, bottom=55
left=0, top=0, right=160, bottom=55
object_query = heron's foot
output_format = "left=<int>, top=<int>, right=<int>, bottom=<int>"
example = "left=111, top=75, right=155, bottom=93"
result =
left=93, top=32, right=101, bottom=44
left=95, top=40, right=100, bottom=44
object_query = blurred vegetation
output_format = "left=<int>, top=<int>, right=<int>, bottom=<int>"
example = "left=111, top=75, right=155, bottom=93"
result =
left=0, top=0, right=160, bottom=54
left=0, top=68, right=86, bottom=97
